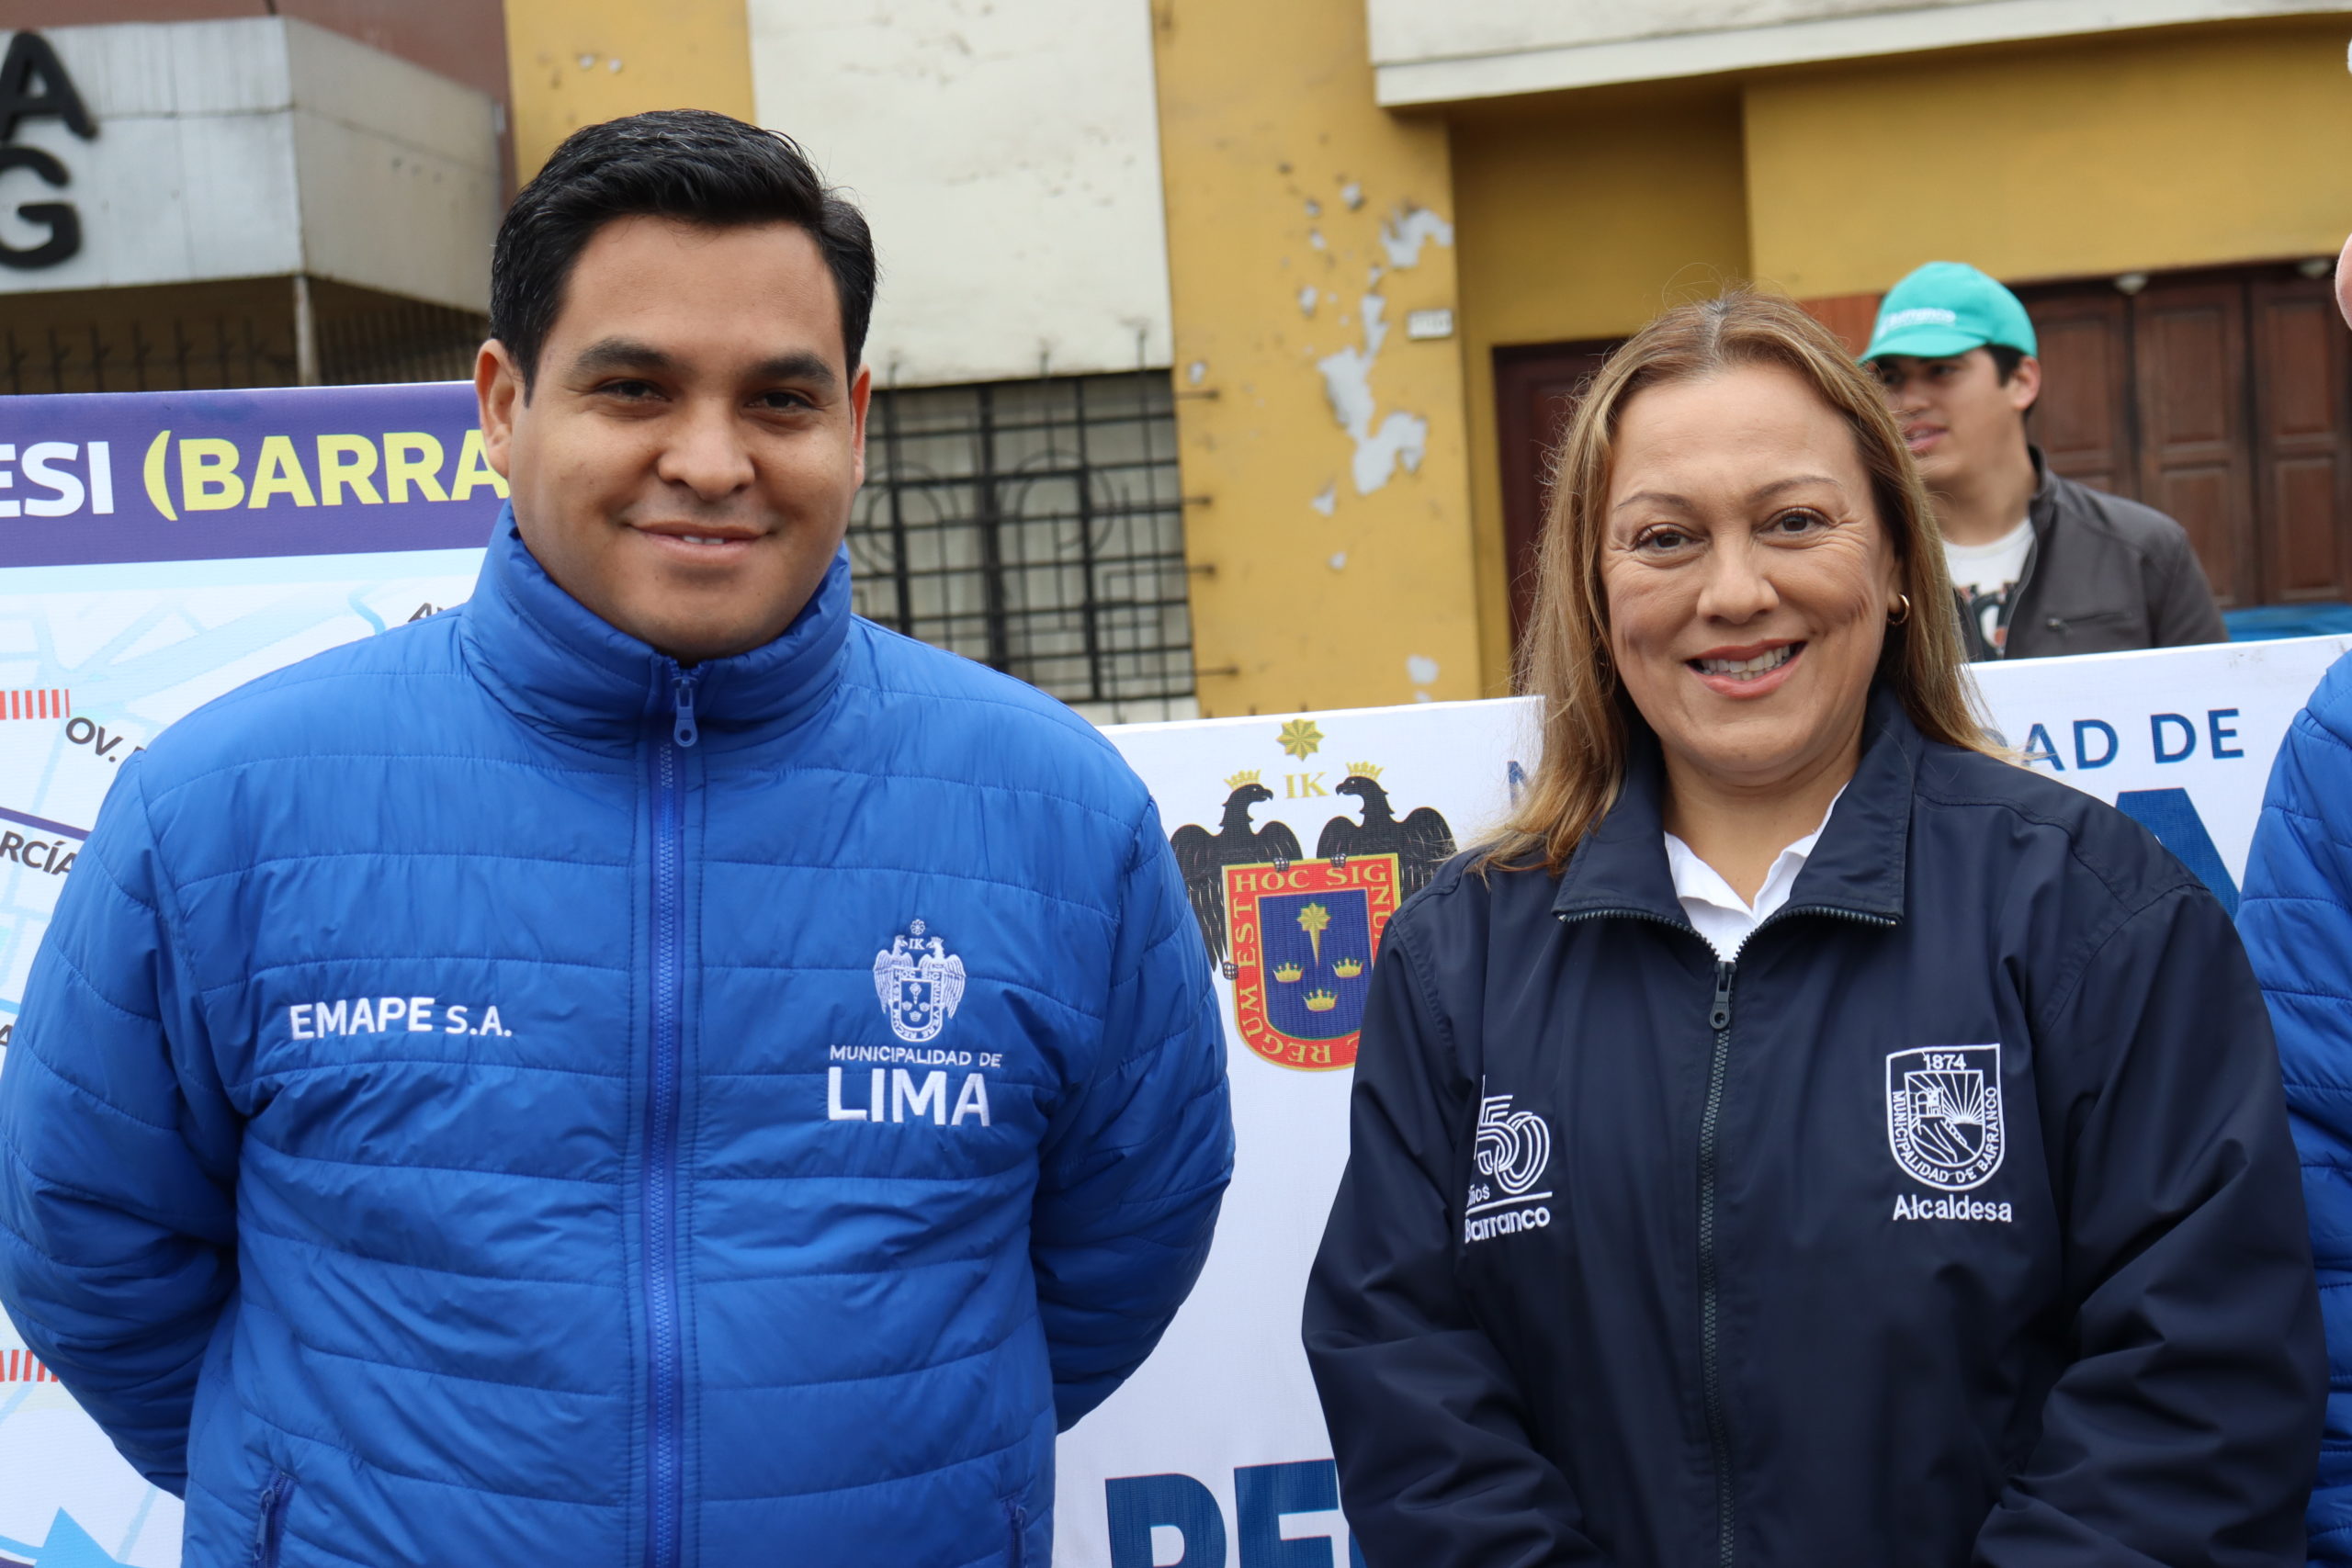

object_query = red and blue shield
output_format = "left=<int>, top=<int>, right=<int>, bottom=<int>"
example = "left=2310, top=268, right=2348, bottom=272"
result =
left=1223, top=854, right=1400, bottom=1071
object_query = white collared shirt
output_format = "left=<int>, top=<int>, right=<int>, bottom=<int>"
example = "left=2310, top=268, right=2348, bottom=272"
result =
left=1663, top=788, right=1845, bottom=963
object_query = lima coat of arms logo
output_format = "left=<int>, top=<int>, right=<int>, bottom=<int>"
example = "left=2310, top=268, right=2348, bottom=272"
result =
left=1167, top=750, right=1453, bottom=1074
left=1885, top=1043, right=2005, bottom=1191
left=1221, top=852, right=1399, bottom=1071
left=873, top=919, right=967, bottom=1044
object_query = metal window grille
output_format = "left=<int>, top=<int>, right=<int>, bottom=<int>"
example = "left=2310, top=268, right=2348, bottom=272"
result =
left=849, top=370, right=1197, bottom=723
left=0, top=298, right=484, bottom=395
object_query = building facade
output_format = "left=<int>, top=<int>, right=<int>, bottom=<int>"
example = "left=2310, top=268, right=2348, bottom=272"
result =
left=0, top=2, right=508, bottom=393
left=7, top=0, right=2350, bottom=716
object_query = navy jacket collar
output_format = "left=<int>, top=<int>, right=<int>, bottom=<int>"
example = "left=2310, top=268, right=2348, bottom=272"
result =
left=1551, top=682, right=1917, bottom=930
left=458, top=504, right=852, bottom=751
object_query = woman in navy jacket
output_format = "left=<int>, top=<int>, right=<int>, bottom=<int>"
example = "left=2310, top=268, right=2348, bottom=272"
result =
left=1304, top=292, right=2324, bottom=1567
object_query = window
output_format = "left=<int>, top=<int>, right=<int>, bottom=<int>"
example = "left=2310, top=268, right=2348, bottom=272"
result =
left=849, top=370, right=1197, bottom=723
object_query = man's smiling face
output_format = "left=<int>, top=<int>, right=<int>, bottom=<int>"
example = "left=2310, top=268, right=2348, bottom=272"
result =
left=477, top=214, right=871, bottom=663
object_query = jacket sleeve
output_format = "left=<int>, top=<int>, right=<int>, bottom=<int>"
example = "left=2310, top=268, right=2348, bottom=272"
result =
left=2237, top=660, right=2352, bottom=1567
left=1304, top=917, right=1602, bottom=1568
left=2146, top=520, right=2228, bottom=647
left=1974, top=883, right=2324, bottom=1566
left=1032, top=801, right=1232, bottom=1430
left=0, top=761, right=239, bottom=1495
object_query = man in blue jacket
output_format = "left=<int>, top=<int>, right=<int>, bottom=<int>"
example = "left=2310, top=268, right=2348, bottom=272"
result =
left=2241, top=232, right=2352, bottom=1567
left=2245, top=650, right=2352, bottom=1567
left=0, top=110, right=1231, bottom=1567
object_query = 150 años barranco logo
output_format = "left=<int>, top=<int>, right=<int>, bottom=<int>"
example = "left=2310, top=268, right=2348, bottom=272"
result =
left=1465, top=1089, right=1554, bottom=1244
left=874, top=919, right=966, bottom=1044
left=1886, top=1044, right=2005, bottom=1191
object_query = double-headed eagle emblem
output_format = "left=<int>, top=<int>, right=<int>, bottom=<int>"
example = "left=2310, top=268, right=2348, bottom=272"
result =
left=1169, top=763, right=1455, bottom=975
left=873, top=918, right=967, bottom=1044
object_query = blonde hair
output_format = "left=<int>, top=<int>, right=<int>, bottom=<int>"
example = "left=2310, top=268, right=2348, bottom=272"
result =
left=1487, top=288, right=1992, bottom=874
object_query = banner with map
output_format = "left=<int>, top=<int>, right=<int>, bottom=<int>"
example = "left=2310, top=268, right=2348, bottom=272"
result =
left=0, top=382, right=496, bottom=1567
left=2, top=380, right=2347, bottom=1567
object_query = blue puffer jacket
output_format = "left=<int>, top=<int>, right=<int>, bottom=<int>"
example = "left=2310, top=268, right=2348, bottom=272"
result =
left=2243, top=649, right=2352, bottom=1567
left=0, top=511, right=1231, bottom=1568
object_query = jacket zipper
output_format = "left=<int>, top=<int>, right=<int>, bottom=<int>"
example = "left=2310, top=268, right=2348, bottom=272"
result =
left=253, top=1469, right=294, bottom=1568
left=646, top=665, right=698, bottom=1568
left=1563, top=899, right=1895, bottom=1568
left=1699, top=958, right=1736, bottom=1568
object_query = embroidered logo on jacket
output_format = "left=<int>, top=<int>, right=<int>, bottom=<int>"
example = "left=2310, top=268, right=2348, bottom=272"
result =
left=1885, top=1044, right=2005, bottom=1191
left=1465, top=1090, right=1554, bottom=1243
left=873, top=919, right=966, bottom=1044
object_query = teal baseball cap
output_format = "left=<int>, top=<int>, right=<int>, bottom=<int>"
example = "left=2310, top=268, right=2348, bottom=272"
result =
left=1863, top=261, right=2039, bottom=362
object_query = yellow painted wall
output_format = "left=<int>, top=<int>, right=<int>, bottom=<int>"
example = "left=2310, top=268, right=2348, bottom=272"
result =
left=1450, top=85, right=1751, bottom=691
left=504, top=0, right=756, bottom=184
left=1747, top=17, right=2352, bottom=299
left=1152, top=0, right=1482, bottom=716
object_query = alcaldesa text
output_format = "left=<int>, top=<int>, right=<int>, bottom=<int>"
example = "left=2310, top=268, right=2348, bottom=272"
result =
left=288, top=998, right=510, bottom=1039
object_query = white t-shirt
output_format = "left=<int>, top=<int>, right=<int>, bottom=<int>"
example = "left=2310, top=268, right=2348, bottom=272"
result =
left=1663, top=788, right=1844, bottom=962
left=1944, top=519, right=2034, bottom=654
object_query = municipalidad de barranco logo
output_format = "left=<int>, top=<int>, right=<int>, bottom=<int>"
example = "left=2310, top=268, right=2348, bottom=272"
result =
left=1465, top=1088, right=1553, bottom=1244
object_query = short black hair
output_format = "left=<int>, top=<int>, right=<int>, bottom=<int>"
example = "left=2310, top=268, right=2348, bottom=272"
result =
left=1985, top=344, right=2025, bottom=384
left=491, top=108, right=877, bottom=392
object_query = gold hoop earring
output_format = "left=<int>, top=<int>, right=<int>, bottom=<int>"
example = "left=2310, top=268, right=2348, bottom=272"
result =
left=1887, top=593, right=1912, bottom=626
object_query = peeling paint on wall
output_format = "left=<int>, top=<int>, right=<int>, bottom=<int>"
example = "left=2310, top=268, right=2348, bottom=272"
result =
left=1298, top=286, right=1318, bottom=316
left=1317, top=294, right=1430, bottom=496
left=1407, top=654, right=1441, bottom=685
left=1329, top=551, right=1347, bottom=570
left=1340, top=180, right=1364, bottom=210
left=1310, top=483, right=1336, bottom=515
left=1378, top=205, right=1454, bottom=269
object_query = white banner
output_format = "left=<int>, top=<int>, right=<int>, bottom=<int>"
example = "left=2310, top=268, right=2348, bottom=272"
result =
left=1056, top=632, right=2352, bottom=1568
left=1, top=392, right=2342, bottom=1565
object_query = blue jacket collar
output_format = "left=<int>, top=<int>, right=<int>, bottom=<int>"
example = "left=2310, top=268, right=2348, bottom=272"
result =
left=458, top=504, right=852, bottom=751
left=1550, top=682, right=1916, bottom=931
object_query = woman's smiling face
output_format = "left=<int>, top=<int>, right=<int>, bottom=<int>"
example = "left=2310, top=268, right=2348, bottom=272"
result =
left=1600, top=361, right=1903, bottom=798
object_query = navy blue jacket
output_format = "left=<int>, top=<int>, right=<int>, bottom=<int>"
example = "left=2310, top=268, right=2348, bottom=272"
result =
left=1306, top=687, right=2322, bottom=1567
left=0, top=513, right=1231, bottom=1567
left=2240, top=649, right=2352, bottom=1565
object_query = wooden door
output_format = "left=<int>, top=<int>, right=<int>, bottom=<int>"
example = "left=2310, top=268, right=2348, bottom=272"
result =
left=2251, top=273, right=2352, bottom=604
left=2132, top=276, right=2258, bottom=606
left=1495, top=339, right=1616, bottom=652
left=2023, top=289, right=2134, bottom=497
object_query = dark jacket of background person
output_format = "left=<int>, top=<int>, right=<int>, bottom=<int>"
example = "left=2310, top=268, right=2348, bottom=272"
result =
left=2240, top=649, right=2352, bottom=1567
left=1305, top=686, right=2322, bottom=1568
left=0, top=515, right=1232, bottom=1567
left=1966, top=452, right=2227, bottom=660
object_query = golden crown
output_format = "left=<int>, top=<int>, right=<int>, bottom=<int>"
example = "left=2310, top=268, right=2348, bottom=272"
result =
left=1271, top=962, right=1305, bottom=982
left=1224, top=769, right=1262, bottom=789
left=1343, top=761, right=1382, bottom=780
left=1331, top=958, right=1364, bottom=977
left=1303, top=989, right=1340, bottom=1012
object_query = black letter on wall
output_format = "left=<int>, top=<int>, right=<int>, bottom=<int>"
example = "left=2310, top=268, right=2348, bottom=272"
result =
left=0, top=33, right=96, bottom=143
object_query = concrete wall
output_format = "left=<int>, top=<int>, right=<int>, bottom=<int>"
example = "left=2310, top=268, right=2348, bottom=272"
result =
left=1364, top=0, right=2350, bottom=101
left=1155, top=0, right=1482, bottom=716
left=503, top=0, right=755, bottom=184
left=746, top=0, right=1174, bottom=386
left=1745, top=17, right=2352, bottom=298
left=13, top=17, right=499, bottom=310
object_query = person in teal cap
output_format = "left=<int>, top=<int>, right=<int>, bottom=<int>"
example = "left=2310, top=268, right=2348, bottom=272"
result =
left=1865, top=261, right=2223, bottom=660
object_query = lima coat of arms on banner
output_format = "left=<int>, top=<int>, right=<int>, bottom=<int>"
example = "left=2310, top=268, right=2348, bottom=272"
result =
left=1885, top=1043, right=2005, bottom=1190
left=873, top=919, right=967, bottom=1044
left=1167, top=733, right=1455, bottom=1071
